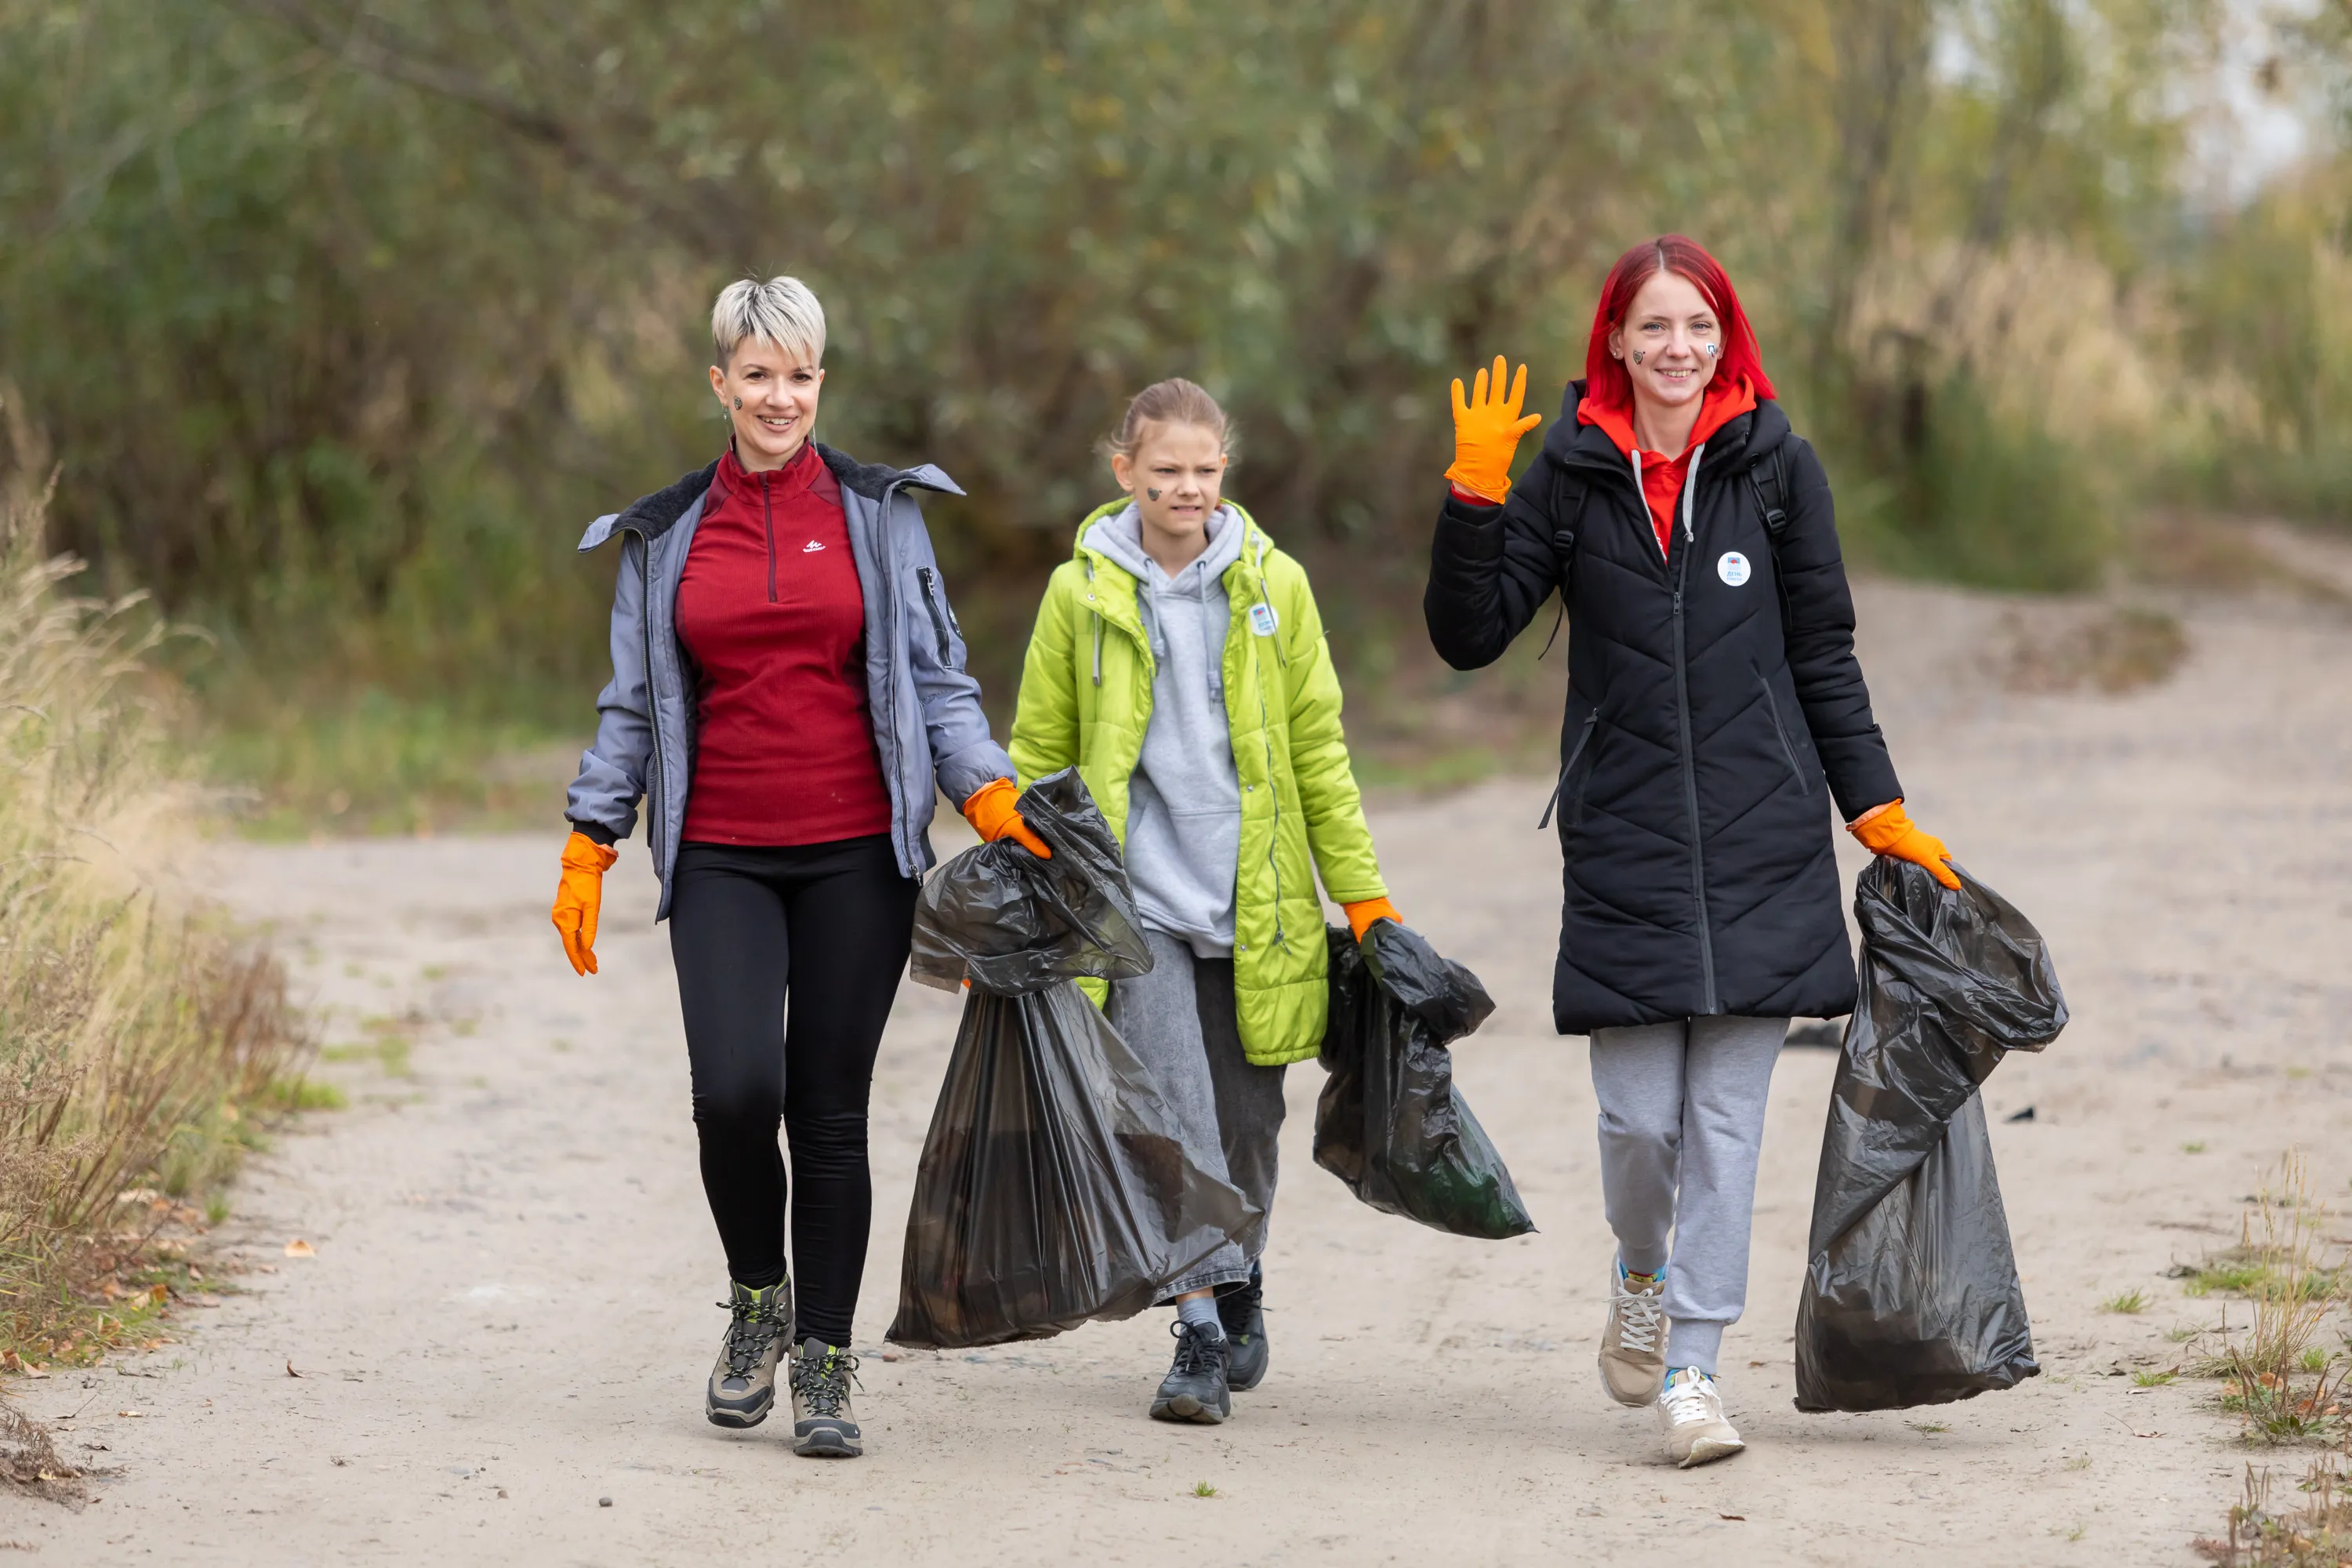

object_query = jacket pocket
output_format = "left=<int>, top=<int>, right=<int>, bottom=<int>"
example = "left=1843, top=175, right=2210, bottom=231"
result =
left=1757, top=671, right=1810, bottom=794
left=1538, top=711, right=1599, bottom=829
left=915, top=566, right=956, bottom=667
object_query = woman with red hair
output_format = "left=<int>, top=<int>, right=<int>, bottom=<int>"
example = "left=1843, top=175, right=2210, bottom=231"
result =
left=1423, top=237, right=1958, bottom=1468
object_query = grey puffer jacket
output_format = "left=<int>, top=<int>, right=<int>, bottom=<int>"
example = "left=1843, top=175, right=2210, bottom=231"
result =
left=564, top=442, right=1014, bottom=920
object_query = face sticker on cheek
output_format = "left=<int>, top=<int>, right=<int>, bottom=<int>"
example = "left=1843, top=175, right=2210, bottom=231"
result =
left=1146, top=488, right=1161, bottom=501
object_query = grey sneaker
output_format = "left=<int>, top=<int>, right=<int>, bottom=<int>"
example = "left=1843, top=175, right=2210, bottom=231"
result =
left=706, top=1278, right=793, bottom=1428
left=1597, top=1262, right=1666, bottom=1407
left=1149, top=1320, right=1231, bottom=1425
left=788, top=1339, right=863, bottom=1457
left=1218, top=1267, right=1269, bottom=1392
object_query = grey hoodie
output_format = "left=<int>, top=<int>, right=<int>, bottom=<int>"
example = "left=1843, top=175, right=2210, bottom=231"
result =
left=1082, top=503, right=1248, bottom=956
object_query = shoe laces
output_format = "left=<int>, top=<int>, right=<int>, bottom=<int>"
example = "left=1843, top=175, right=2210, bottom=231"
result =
left=792, top=1345, right=861, bottom=1417
left=1218, top=1276, right=1263, bottom=1335
left=1167, top=1319, right=1225, bottom=1375
left=1612, top=1279, right=1664, bottom=1354
left=1662, top=1370, right=1718, bottom=1425
left=717, top=1288, right=788, bottom=1379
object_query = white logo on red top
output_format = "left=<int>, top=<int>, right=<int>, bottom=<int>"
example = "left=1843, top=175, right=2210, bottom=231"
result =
left=802, top=540, right=826, bottom=553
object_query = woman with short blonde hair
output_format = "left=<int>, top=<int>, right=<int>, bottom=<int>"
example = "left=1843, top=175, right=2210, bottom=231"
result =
left=550, top=275, right=1044, bottom=1458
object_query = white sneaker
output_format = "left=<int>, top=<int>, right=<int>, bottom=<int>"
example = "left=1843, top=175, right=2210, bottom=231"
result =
left=1597, top=1262, right=1666, bottom=1406
left=1657, top=1367, right=1744, bottom=1468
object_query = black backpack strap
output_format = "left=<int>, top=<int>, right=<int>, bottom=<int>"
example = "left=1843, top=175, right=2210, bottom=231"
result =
left=1747, top=437, right=1791, bottom=539
left=1534, top=470, right=1589, bottom=660
left=1748, top=437, right=1798, bottom=634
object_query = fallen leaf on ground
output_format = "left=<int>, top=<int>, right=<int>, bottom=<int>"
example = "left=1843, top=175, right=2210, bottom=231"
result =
left=1720, top=1513, right=1747, bottom=1521
left=284, top=1240, right=314, bottom=1258
left=285, top=1360, right=305, bottom=1378
left=1, top=1351, right=19, bottom=1372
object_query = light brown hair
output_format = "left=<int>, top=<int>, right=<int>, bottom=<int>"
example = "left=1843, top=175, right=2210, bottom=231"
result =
left=1102, top=377, right=1236, bottom=460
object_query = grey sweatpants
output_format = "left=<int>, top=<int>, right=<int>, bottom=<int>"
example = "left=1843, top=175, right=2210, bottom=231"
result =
left=1106, top=930, right=1287, bottom=1298
left=1588, top=1014, right=1788, bottom=1377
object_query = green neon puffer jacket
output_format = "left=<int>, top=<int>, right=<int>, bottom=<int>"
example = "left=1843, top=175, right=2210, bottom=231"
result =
left=1008, top=501, right=1387, bottom=1065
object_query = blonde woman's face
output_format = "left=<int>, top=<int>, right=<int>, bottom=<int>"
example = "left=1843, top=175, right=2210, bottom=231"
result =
left=710, top=338, right=823, bottom=470
left=1607, top=270, right=1721, bottom=412
left=1112, top=421, right=1227, bottom=548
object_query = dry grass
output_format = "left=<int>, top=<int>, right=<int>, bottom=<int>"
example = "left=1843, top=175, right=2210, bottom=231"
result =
left=0, top=402, right=311, bottom=1372
left=1992, top=603, right=2190, bottom=695
left=2197, top=1445, right=2352, bottom=1567
left=2181, top=1156, right=2352, bottom=1447
left=0, top=1393, right=89, bottom=1506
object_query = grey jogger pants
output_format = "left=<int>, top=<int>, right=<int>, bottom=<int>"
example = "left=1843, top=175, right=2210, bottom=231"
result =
left=1106, top=930, right=1287, bottom=1298
left=1588, top=1014, right=1788, bottom=1377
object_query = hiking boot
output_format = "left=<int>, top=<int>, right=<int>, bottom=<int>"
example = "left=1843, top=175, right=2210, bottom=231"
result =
left=788, top=1338, right=863, bottom=1457
left=1218, top=1266, right=1269, bottom=1392
left=1657, top=1367, right=1745, bottom=1468
left=705, top=1278, right=792, bottom=1428
left=1597, top=1262, right=1666, bottom=1407
left=1149, top=1320, right=1232, bottom=1425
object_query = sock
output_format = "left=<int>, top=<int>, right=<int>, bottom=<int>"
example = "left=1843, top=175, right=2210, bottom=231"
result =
left=1175, top=1295, right=1225, bottom=1338
left=1665, top=1365, right=1711, bottom=1391
left=1618, top=1257, right=1664, bottom=1292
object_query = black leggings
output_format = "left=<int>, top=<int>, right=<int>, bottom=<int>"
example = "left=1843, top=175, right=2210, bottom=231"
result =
left=668, top=835, right=918, bottom=1346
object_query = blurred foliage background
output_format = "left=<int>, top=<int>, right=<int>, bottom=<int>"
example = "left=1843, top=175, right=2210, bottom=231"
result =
left=2, top=0, right=2347, bottom=829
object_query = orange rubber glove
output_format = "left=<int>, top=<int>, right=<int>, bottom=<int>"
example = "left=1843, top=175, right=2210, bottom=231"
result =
left=1446, top=356, right=1543, bottom=503
left=961, top=778, right=1051, bottom=858
left=551, top=831, right=619, bottom=976
left=1848, top=800, right=1961, bottom=891
left=1342, top=896, right=1402, bottom=942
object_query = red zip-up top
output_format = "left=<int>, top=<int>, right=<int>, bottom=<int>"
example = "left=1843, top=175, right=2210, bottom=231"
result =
left=1578, top=376, right=1759, bottom=557
left=675, top=442, right=894, bottom=846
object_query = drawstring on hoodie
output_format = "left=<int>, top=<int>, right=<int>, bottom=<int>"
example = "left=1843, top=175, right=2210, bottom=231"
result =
left=1682, top=441, right=1707, bottom=543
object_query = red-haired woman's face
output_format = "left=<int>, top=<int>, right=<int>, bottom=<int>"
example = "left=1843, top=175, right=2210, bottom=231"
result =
left=1607, top=270, right=1721, bottom=413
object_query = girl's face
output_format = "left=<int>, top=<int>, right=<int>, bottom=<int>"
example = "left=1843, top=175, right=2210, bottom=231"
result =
left=1112, top=420, right=1227, bottom=545
left=709, top=337, right=824, bottom=470
left=1608, top=270, right=1721, bottom=412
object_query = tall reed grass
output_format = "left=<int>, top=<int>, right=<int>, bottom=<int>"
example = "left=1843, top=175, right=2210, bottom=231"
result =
left=0, top=401, right=310, bottom=1361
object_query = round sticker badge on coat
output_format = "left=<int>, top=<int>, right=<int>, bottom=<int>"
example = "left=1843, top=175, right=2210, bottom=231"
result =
left=1717, top=551, right=1751, bottom=587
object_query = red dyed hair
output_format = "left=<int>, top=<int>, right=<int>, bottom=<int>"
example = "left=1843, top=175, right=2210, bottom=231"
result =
left=1582, top=235, right=1775, bottom=410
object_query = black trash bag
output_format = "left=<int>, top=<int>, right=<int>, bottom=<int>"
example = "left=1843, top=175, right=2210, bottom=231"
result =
left=1795, top=856, right=2068, bottom=1413
left=907, top=768, right=1154, bottom=997
left=1312, top=921, right=1536, bottom=1240
left=888, top=769, right=1259, bottom=1349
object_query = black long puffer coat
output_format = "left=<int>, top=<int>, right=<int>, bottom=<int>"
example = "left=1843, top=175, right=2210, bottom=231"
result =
left=1425, top=382, right=1902, bottom=1034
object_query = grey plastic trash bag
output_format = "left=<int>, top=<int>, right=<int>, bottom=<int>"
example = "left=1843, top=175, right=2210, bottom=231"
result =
left=1794, top=856, right=2068, bottom=1413
left=1314, top=921, right=1534, bottom=1240
left=888, top=769, right=1259, bottom=1349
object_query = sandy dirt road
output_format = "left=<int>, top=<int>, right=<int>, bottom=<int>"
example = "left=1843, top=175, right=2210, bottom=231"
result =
left=6, top=575, right=2350, bottom=1565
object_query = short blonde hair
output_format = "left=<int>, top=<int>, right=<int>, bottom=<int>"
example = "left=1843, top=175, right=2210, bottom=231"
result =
left=710, top=275, right=826, bottom=369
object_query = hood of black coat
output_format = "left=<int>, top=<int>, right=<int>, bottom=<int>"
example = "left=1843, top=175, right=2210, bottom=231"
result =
left=1541, top=378, right=1793, bottom=481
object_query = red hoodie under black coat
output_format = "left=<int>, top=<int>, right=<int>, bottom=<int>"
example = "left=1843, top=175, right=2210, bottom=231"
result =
left=1423, top=383, right=1902, bottom=1034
